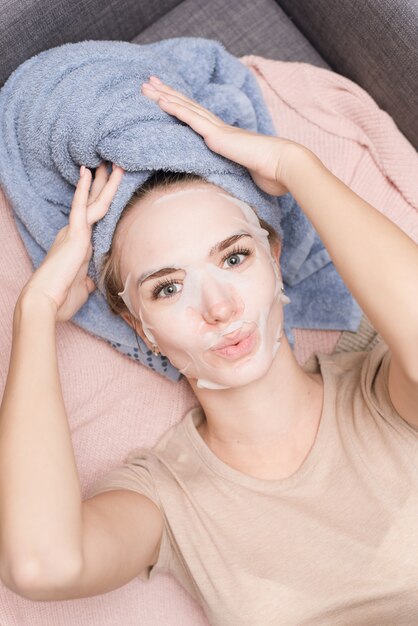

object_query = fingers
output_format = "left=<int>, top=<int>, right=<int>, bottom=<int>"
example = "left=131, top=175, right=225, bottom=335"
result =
left=141, top=78, right=224, bottom=127
left=86, top=164, right=124, bottom=225
left=142, top=77, right=199, bottom=109
left=69, top=166, right=93, bottom=230
left=89, top=162, right=110, bottom=204
left=147, top=76, right=217, bottom=117
left=86, top=275, right=96, bottom=293
left=142, top=85, right=225, bottom=143
left=69, top=163, right=124, bottom=232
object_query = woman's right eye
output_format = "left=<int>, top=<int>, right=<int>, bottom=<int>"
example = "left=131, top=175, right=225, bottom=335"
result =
left=152, top=280, right=183, bottom=300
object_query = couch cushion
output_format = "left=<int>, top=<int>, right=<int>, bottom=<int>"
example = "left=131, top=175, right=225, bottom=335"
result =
left=133, top=0, right=329, bottom=67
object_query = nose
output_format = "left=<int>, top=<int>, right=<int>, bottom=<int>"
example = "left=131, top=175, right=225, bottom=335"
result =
left=201, top=277, right=244, bottom=325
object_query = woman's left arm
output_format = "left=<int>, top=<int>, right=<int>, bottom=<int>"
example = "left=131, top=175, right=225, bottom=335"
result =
left=142, top=77, right=418, bottom=426
left=282, top=148, right=418, bottom=378
left=283, top=149, right=418, bottom=429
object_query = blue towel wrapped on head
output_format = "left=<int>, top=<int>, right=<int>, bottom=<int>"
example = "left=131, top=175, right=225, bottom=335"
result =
left=0, top=37, right=362, bottom=380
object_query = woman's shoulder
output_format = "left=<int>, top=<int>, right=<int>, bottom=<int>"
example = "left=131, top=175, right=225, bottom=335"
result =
left=122, top=407, right=199, bottom=473
left=302, top=339, right=389, bottom=379
left=90, top=409, right=197, bottom=498
left=302, top=314, right=386, bottom=376
left=308, top=341, right=418, bottom=438
left=303, top=340, right=394, bottom=418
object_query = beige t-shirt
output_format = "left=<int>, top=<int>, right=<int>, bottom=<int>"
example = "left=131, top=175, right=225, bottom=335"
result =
left=90, top=341, right=418, bottom=625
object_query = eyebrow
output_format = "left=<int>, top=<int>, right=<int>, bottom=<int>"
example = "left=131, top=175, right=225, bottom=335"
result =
left=137, top=232, right=252, bottom=287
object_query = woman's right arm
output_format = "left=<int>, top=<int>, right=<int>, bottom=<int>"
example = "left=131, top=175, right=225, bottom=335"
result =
left=0, top=163, right=163, bottom=600
left=0, top=291, right=163, bottom=600
left=0, top=289, right=83, bottom=594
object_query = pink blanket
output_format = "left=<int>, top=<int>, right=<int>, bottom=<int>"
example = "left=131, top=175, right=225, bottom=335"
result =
left=1, top=57, right=417, bottom=625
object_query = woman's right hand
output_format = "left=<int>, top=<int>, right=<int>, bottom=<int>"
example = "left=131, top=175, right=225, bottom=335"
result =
left=18, top=162, right=124, bottom=322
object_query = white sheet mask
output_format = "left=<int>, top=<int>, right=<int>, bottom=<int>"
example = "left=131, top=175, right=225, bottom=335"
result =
left=117, top=186, right=290, bottom=389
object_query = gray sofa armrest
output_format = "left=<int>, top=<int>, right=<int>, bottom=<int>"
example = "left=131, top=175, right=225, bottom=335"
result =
left=276, top=0, right=418, bottom=150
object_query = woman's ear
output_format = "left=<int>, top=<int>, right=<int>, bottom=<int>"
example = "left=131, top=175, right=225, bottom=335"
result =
left=269, top=238, right=284, bottom=285
left=120, top=309, right=135, bottom=329
left=270, top=238, right=282, bottom=265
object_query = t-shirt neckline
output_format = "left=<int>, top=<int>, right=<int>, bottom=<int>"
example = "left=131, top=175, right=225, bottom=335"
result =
left=183, top=355, right=333, bottom=492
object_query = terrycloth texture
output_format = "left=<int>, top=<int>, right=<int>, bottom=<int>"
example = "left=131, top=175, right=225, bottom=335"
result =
left=0, top=37, right=362, bottom=381
left=0, top=57, right=417, bottom=626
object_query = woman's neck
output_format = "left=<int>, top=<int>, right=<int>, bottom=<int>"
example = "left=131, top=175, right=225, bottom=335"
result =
left=188, top=336, right=324, bottom=478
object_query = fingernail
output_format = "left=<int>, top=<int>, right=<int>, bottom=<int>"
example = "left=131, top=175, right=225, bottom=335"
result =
left=142, top=82, right=157, bottom=91
left=149, top=75, right=162, bottom=84
left=80, top=165, right=85, bottom=177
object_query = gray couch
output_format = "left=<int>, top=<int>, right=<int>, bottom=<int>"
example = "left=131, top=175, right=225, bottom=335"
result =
left=1, top=0, right=417, bottom=150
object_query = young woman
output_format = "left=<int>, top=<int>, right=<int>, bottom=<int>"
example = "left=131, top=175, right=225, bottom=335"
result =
left=1, top=76, right=417, bottom=624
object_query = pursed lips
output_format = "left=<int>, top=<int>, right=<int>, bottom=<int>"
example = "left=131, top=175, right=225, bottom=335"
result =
left=210, top=326, right=254, bottom=351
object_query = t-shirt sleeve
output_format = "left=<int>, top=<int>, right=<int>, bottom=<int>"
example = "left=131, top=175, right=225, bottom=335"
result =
left=88, top=448, right=172, bottom=581
left=362, top=340, right=418, bottom=436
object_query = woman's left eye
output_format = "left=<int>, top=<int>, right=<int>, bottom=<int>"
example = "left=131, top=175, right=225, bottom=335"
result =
left=222, top=247, right=252, bottom=269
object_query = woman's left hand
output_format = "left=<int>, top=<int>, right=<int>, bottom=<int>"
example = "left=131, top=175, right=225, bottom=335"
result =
left=141, top=76, right=306, bottom=197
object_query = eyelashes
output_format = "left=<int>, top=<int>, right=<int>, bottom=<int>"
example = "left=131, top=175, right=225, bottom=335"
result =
left=151, top=277, right=181, bottom=300
left=221, top=245, right=252, bottom=265
left=150, top=245, right=254, bottom=301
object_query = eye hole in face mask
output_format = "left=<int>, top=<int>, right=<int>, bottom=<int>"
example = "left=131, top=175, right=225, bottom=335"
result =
left=150, top=244, right=254, bottom=301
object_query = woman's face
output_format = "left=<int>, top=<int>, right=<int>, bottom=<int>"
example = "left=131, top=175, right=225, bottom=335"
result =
left=117, top=183, right=288, bottom=389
